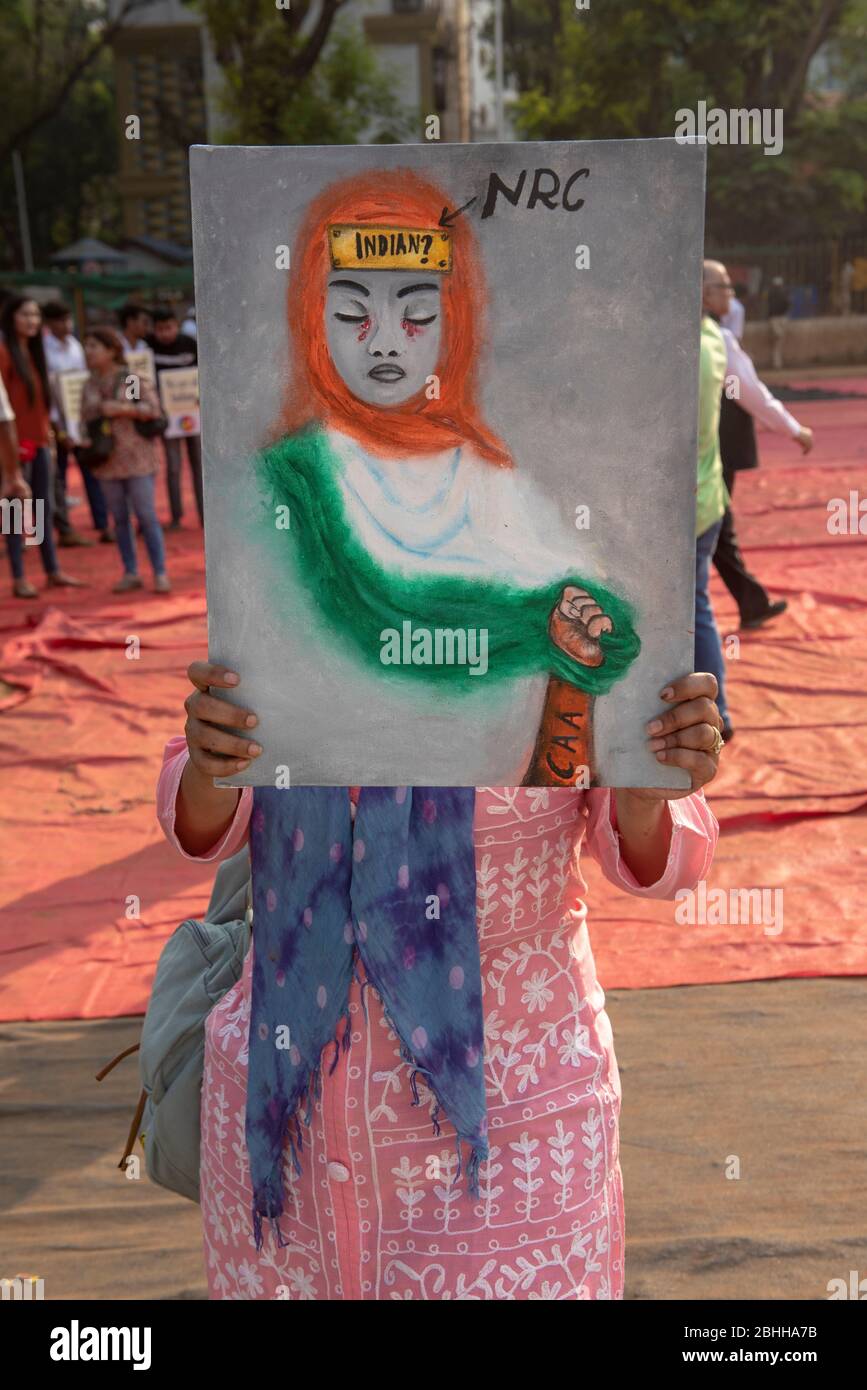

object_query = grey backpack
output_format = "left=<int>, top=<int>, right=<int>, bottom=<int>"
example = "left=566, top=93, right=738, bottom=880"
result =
left=97, top=848, right=252, bottom=1203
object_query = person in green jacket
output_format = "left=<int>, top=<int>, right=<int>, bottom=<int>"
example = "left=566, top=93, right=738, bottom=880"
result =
left=696, top=265, right=731, bottom=737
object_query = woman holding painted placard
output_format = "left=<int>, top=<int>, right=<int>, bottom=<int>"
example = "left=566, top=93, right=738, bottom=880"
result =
left=155, top=172, right=723, bottom=1301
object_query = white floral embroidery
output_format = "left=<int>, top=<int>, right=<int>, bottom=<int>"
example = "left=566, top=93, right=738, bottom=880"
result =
left=485, top=788, right=524, bottom=820
left=213, top=1084, right=230, bottom=1159
left=553, top=831, right=574, bottom=903
left=521, top=968, right=555, bottom=1014
left=476, top=852, right=499, bottom=938
left=582, top=1107, right=605, bottom=1194
left=393, top=1156, right=426, bottom=1229
left=432, top=1150, right=462, bottom=1233
left=548, top=1120, right=575, bottom=1211
left=527, top=839, right=553, bottom=922
left=558, top=1019, right=594, bottom=1069
left=280, top=1266, right=317, bottom=1300
left=215, top=989, right=249, bottom=1061
left=237, top=1259, right=264, bottom=1297
left=510, top=1131, right=543, bottom=1220
left=502, top=846, right=529, bottom=931
left=475, top=1145, right=504, bottom=1223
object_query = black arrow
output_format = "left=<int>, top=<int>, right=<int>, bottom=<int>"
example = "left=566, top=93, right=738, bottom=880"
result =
left=438, top=196, right=478, bottom=228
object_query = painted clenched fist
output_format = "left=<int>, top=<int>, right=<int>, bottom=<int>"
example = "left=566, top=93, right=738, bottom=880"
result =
left=548, top=585, right=613, bottom=668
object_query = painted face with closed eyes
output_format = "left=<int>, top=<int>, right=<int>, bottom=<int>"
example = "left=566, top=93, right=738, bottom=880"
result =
left=325, top=270, right=442, bottom=407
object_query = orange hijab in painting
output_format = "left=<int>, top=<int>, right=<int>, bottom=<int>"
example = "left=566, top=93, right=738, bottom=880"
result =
left=278, top=169, right=511, bottom=467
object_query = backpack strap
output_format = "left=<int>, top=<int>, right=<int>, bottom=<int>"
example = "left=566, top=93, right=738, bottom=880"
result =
left=95, top=1041, right=140, bottom=1081
left=95, top=1043, right=147, bottom=1171
left=118, top=1089, right=148, bottom=1172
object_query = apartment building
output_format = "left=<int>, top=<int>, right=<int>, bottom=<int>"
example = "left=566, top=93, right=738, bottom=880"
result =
left=109, top=0, right=515, bottom=245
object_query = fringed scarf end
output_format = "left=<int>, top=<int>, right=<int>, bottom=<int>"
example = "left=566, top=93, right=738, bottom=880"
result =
left=465, top=1143, right=484, bottom=1199
left=252, top=1200, right=289, bottom=1253
left=452, top=1133, right=486, bottom=1198
left=258, top=1019, right=353, bottom=1252
left=303, top=1060, right=323, bottom=1125
left=328, top=1008, right=353, bottom=1074
left=358, top=976, right=374, bottom=1022
left=288, top=1125, right=303, bottom=1176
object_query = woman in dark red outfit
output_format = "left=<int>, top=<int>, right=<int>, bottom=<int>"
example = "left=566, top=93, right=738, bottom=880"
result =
left=0, top=296, right=84, bottom=598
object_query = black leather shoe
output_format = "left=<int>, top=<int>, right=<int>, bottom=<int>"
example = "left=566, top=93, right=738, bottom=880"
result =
left=740, top=600, right=787, bottom=630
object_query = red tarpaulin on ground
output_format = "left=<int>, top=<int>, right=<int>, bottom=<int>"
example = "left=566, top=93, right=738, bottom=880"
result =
left=1, top=379, right=866, bottom=1020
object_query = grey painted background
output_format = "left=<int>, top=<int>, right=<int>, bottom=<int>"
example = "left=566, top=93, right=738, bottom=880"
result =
left=190, top=138, right=706, bottom=788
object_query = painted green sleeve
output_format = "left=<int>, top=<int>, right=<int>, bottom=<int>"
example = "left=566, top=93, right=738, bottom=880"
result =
left=255, top=428, right=641, bottom=696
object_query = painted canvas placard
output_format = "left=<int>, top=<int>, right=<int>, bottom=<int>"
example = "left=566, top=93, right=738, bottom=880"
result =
left=53, top=369, right=90, bottom=444
left=159, top=366, right=201, bottom=438
left=190, top=139, right=706, bottom=788
left=125, top=347, right=156, bottom=387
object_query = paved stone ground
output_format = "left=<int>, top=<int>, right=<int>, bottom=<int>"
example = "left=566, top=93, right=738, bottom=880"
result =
left=2, top=976, right=864, bottom=1301
left=606, top=976, right=867, bottom=1301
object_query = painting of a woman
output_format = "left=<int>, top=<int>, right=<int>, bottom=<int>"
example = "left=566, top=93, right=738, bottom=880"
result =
left=254, top=170, right=641, bottom=786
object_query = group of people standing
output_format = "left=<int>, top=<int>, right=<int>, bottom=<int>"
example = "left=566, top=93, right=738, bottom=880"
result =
left=695, top=260, right=814, bottom=740
left=0, top=295, right=201, bottom=599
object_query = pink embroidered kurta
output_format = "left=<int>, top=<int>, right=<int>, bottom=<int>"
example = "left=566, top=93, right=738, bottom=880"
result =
left=157, top=738, right=717, bottom=1300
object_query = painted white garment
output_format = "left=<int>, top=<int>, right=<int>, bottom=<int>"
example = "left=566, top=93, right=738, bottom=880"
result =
left=328, top=428, right=587, bottom=587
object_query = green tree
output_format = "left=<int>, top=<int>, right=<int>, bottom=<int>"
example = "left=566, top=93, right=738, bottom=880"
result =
left=0, top=1, right=145, bottom=267
left=497, top=0, right=864, bottom=243
left=186, top=0, right=415, bottom=145
left=5, top=51, right=121, bottom=262
left=0, top=0, right=151, bottom=165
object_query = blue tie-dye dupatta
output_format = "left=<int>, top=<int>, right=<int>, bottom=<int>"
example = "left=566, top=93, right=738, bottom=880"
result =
left=246, top=785, right=487, bottom=1250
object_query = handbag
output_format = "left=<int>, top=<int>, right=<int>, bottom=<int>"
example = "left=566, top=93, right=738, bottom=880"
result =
left=134, top=412, right=168, bottom=440
left=75, top=368, right=126, bottom=471
left=75, top=416, right=115, bottom=471
left=96, top=847, right=253, bottom=1203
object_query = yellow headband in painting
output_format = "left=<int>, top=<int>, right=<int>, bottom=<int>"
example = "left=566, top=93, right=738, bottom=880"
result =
left=328, top=225, right=452, bottom=273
